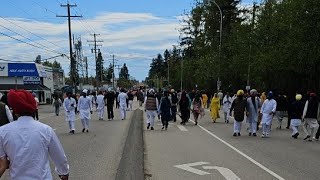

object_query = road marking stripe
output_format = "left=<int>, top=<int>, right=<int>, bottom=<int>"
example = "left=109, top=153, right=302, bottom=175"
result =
left=177, top=125, right=188, bottom=131
left=174, top=162, right=210, bottom=175
left=189, top=119, right=285, bottom=180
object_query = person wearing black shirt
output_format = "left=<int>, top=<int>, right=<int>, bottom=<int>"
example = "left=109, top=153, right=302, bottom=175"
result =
left=105, top=90, right=116, bottom=120
left=289, top=94, right=304, bottom=139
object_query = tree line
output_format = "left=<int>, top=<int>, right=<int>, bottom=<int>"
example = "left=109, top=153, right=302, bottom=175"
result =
left=147, top=0, right=320, bottom=96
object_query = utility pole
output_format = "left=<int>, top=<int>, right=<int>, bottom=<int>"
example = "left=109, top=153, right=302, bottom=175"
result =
left=115, top=65, right=121, bottom=77
left=83, top=56, right=88, bottom=83
left=57, top=3, right=82, bottom=93
left=112, top=55, right=115, bottom=89
left=247, top=2, right=257, bottom=90
left=88, top=33, right=103, bottom=86
left=167, top=59, right=170, bottom=86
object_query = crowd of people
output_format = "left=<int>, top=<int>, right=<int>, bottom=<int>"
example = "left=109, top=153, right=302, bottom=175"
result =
left=141, top=88, right=320, bottom=141
left=0, top=87, right=139, bottom=179
left=0, top=86, right=319, bottom=179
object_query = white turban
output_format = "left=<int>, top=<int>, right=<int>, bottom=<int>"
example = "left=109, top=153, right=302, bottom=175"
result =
left=148, top=89, right=155, bottom=94
left=82, top=89, right=88, bottom=94
left=250, top=89, right=258, bottom=95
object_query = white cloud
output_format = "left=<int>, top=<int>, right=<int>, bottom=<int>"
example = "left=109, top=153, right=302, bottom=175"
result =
left=0, top=12, right=182, bottom=81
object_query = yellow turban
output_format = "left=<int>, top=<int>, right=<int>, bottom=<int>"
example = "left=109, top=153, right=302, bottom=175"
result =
left=295, top=94, right=302, bottom=101
left=237, top=90, right=244, bottom=96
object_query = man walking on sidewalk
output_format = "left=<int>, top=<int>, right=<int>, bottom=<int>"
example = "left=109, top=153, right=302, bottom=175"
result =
left=105, top=89, right=115, bottom=121
left=302, top=93, right=319, bottom=141
left=63, top=92, right=77, bottom=134
left=289, top=94, right=304, bottom=139
left=96, top=91, right=105, bottom=120
left=170, top=89, right=178, bottom=122
left=144, top=89, right=159, bottom=130
left=0, top=90, right=69, bottom=180
left=261, top=91, right=277, bottom=138
left=78, top=89, right=93, bottom=132
left=118, top=88, right=128, bottom=120
left=230, top=90, right=247, bottom=137
left=160, top=91, right=171, bottom=130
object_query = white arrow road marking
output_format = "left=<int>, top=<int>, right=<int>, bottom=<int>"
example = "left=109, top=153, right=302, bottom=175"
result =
left=189, top=119, right=285, bottom=180
left=174, top=162, right=211, bottom=175
left=203, top=166, right=241, bottom=180
left=177, top=125, right=188, bottom=131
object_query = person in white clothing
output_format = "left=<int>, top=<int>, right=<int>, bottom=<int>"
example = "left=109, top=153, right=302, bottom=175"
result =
left=96, top=91, right=105, bottom=120
left=246, top=89, right=261, bottom=136
left=0, top=90, right=69, bottom=180
left=261, top=91, right=277, bottom=138
left=118, top=88, right=128, bottom=120
left=63, top=92, right=77, bottom=134
left=144, top=89, right=159, bottom=130
left=78, top=89, right=93, bottom=132
left=302, top=93, right=319, bottom=141
left=222, top=92, right=232, bottom=123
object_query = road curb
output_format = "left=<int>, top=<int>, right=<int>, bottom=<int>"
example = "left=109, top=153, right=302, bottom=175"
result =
left=115, top=109, right=144, bottom=180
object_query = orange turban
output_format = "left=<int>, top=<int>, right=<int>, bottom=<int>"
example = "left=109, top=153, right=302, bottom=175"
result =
left=8, top=90, right=36, bottom=115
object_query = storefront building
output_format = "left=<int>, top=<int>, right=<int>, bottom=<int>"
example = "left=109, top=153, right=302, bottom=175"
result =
left=0, top=62, right=61, bottom=104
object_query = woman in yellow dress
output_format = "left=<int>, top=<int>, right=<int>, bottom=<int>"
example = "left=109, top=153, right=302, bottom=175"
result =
left=202, top=93, right=208, bottom=108
left=210, top=93, right=220, bottom=123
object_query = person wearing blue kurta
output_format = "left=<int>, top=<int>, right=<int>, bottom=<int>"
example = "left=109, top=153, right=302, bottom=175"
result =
left=246, top=89, right=261, bottom=137
left=261, top=91, right=277, bottom=138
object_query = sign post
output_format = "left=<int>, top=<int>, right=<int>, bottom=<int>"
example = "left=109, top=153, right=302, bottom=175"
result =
left=217, top=80, right=222, bottom=91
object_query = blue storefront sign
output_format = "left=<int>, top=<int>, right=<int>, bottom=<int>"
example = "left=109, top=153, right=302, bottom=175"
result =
left=23, top=76, right=41, bottom=85
left=8, top=63, right=39, bottom=77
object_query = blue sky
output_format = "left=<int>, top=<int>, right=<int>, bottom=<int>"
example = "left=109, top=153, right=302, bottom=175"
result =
left=0, top=0, right=254, bottom=81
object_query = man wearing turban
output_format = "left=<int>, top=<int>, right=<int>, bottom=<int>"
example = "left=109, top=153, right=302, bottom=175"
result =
left=117, top=88, right=129, bottom=120
left=246, top=89, right=261, bottom=136
left=230, top=90, right=247, bottom=136
left=261, top=91, right=277, bottom=138
left=78, top=89, right=93, bottom=133
left=289, top=94, right=304, bottom=139
left=0, top=90, right=69, bottom=179
left=302, top=93, right=320, bottom=141
left=63, top=92, right=77, bottom=134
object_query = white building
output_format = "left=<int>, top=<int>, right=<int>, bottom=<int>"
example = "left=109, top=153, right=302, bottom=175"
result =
left=0, top=62, right=64, bottom=104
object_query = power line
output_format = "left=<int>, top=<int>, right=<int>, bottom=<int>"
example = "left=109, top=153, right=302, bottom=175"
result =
left=0, top=16, right=68, bottom=53
left=0, top=24, right=65, bottom=55
left=7, top=1, right=64, bottom=24
left=73, top=6, right=96, bottom=33
left=32, top=0, right=57, bottom=15
left=0, top=31, right=66, bottom=56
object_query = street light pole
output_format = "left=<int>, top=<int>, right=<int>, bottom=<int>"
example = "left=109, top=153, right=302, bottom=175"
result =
left=209, top=0, right=223, bottom=91
left=180, top=51, right=183, bottom=92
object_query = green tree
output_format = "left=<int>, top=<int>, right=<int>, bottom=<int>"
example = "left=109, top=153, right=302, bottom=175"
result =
left=104, top=63, right=113, bottom=83
left=118, top=63, right=131, bottom=88
left=35, top=55, right=41, bottom=64
left=96, top=52, right=104, bottom=83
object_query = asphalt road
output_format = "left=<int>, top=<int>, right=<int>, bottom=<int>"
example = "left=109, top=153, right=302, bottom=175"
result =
left=144, top=108, right=320, bottom=180
left=3, top=101, right=320, bottom=180
left=2, top=101, right=139, bottom=180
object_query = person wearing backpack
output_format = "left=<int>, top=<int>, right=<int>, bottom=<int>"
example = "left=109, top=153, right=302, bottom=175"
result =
left=170, top=89, right=178, bottom=122
left=53, top=96, right=62, bottom=116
